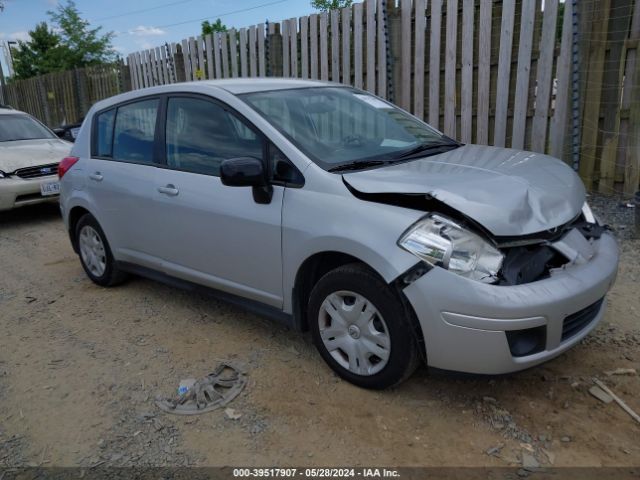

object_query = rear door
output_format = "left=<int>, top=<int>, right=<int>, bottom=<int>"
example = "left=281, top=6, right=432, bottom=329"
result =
left=153, top=95, right=284, bottom=307
left=88, top=97, right=164, bottom=268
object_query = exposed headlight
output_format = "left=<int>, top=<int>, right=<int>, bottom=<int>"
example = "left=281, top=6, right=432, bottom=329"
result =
left=582, top=201, right=598, bottom=224
left=398, top=214, right=504, bottom=284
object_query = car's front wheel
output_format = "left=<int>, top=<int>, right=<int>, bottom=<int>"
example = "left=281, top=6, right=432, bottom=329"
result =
left=308, top=263, right=420, bottom=389
left=75, top=213, right=127, bottom=287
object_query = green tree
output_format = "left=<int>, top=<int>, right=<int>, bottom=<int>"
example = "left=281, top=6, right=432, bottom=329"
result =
left=202, top=18, right=228, bottom=36
left=11, top=22, right=66, bottom=79
left=11, top=0, right=115, bottom=79
left=48, top=0, right=116, bottom=70
left=311, top=0, right=353, bottom=11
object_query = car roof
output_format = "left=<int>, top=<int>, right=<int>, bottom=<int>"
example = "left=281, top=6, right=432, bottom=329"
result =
left=89, top=78, right=347, bottom=115
left=0, top=106, right=27, bottom=115
left=201, top=78, right=337, bottom=94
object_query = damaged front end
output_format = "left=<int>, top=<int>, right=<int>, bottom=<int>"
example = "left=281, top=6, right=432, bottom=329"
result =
left=347, top=184, right=608, bottom=287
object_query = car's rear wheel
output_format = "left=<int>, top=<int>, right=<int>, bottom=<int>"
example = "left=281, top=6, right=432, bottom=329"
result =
left=308, top=263, right=420, bottom=389
left=76, top=213, right=127, bottom=287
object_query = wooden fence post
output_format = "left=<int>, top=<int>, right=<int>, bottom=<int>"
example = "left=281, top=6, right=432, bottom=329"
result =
left=119, top=59, right=132, bottom=93
left=579, top=0, right=610, bottom=188
left=174, top=44, right=187, bottom=83
left=622, top=0, right=640, bottom=195
left=597, top=0, right=635, bottom=193
left=387, top=2, right=402, bottom=108
left=625, top=28, right=640, bottom=196
left=268, top=23, right=283, bottom=77
left=36, top=76, right=52, bottom=126
left=0, top=61, right=6, bottom=104
left=74, top=68, right=88, bottom=120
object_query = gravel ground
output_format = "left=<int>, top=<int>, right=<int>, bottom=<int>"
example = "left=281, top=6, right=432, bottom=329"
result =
left=0, top=194, right=639, bottom=471
left=588, top=192, right=638, bottom=241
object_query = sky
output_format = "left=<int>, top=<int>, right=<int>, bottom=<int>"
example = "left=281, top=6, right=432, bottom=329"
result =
left=0, top=0, right=319, bottom=74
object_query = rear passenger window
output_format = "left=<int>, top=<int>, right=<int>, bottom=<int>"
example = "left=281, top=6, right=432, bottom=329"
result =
left=112, top=99, right=159, bottom=164
left=94, top=109, right=115, bottom=157
left=165, top=97, right=263, bottom=176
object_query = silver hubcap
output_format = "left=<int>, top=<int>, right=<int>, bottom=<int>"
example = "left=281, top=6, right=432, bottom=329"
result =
left=79, top=225, right=106, bottom=277
left=318, top=290, right=391, bottom=376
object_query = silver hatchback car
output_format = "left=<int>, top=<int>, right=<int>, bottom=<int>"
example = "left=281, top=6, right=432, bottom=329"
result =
left=59, top=79, right=619, bottom=389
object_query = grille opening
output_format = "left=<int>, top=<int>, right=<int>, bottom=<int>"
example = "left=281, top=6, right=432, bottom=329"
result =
left=562, top=299, right=604, bottom=342
left=499, top=245, right=568, bottom=285
left=506, top=326, right=546, bottom=357
left=14, top=163, right=59, bottom=179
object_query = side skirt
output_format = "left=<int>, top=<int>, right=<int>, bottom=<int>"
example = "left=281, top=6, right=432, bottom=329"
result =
left=116, top=261, right=297, bottom=330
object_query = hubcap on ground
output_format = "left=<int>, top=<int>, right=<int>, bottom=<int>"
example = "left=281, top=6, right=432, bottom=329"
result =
left=79, top=225, right=106, bottom=277
left=318, top=290, right=391, bottom=376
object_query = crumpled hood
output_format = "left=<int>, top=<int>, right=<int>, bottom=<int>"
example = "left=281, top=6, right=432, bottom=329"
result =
left=343, top=144, right=585, bottom=236
left=0, top=138, right=71, bottom=173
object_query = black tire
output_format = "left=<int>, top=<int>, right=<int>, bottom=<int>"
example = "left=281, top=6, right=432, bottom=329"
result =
left=308, top=263, right=421, bottom=389
left=75, top=213, right=127, bottom=287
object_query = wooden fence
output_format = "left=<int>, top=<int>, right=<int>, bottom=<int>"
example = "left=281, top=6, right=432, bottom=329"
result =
left=2, top=0, right=639, bottom=195
left=0, top=63, right=128, bottom=128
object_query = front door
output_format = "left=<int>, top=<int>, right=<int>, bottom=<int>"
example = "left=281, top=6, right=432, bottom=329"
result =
left=154, top=95, right=284, bottom=307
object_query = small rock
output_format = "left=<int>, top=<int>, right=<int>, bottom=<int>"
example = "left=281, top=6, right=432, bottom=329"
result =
left=485, top=444, right=503, bottom=456
left=483, top=396, right=497, bottom=404
left=542, top=448, right=555, bottom=465
left=522, top=452, right=540, bottom=470
left=224, top=408, right=242, bottom=420
left=516, top=468, right=530, bottom=478
left=561, top=436, right=571, bottom=443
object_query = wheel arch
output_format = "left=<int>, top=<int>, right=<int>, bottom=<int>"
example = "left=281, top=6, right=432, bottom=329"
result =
left=292, top=250, right=427, bottom=363
left=67, top=205, right=92, bottom=253
left=292, top=251, right=371, bottom=332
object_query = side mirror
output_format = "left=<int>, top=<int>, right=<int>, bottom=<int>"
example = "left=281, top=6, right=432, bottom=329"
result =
left=220, top=157, right=266, bottom=187
left=220, top=157, right=273, bottom=204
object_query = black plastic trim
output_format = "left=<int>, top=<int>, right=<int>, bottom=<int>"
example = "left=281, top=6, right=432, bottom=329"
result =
left=116, top=261, right=296, bottom=330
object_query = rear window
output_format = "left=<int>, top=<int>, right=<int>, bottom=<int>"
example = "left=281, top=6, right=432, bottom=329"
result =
left=93, top=98, right=159, bottom=164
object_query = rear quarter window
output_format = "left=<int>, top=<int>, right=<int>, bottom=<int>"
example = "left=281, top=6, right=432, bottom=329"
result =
left=92, top=99, right=159, bottom=163
left=112, top=99, right=159, bottom=164
left=93, top=109, right=115, bottom=157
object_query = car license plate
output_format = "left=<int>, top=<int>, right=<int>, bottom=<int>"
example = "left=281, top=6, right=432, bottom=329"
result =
left=40, top=181, right=60, bottom=196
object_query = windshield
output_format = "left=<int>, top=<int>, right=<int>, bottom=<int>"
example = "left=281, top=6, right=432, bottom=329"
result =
left=240, top=87, right=454, bottom=170
left=0, top=114, right=56, bottom=142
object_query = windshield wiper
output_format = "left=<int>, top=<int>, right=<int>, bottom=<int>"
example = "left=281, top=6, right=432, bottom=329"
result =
left=393, top=140, right=461, bottom=160
left=328, top=160, right=389, bottom=172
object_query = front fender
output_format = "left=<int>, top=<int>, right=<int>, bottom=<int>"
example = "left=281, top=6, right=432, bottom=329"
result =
left=281, top=186, right=423, bottom=314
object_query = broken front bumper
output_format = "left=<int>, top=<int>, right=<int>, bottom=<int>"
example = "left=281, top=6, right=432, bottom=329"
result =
left=403, top=232, right=619, bottom=374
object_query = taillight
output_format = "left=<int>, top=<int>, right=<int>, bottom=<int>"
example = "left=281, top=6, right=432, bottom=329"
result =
left=58, top=156, right=79, bottom=179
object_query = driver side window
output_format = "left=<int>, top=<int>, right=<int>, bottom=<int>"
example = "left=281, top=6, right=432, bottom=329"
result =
left=165, top=97, right=263, bottom=176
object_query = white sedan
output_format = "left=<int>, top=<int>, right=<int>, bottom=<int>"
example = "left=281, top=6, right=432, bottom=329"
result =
left=0, top=106, right=71, bottom=211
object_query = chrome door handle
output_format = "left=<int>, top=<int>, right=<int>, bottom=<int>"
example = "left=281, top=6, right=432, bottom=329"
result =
left=157, top=184, right=179, bottom=196
left=89, top=172, right=103, bottom=182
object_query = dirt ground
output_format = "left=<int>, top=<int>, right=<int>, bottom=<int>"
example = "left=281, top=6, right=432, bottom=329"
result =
left=0, top=197, right=639, bottom=470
